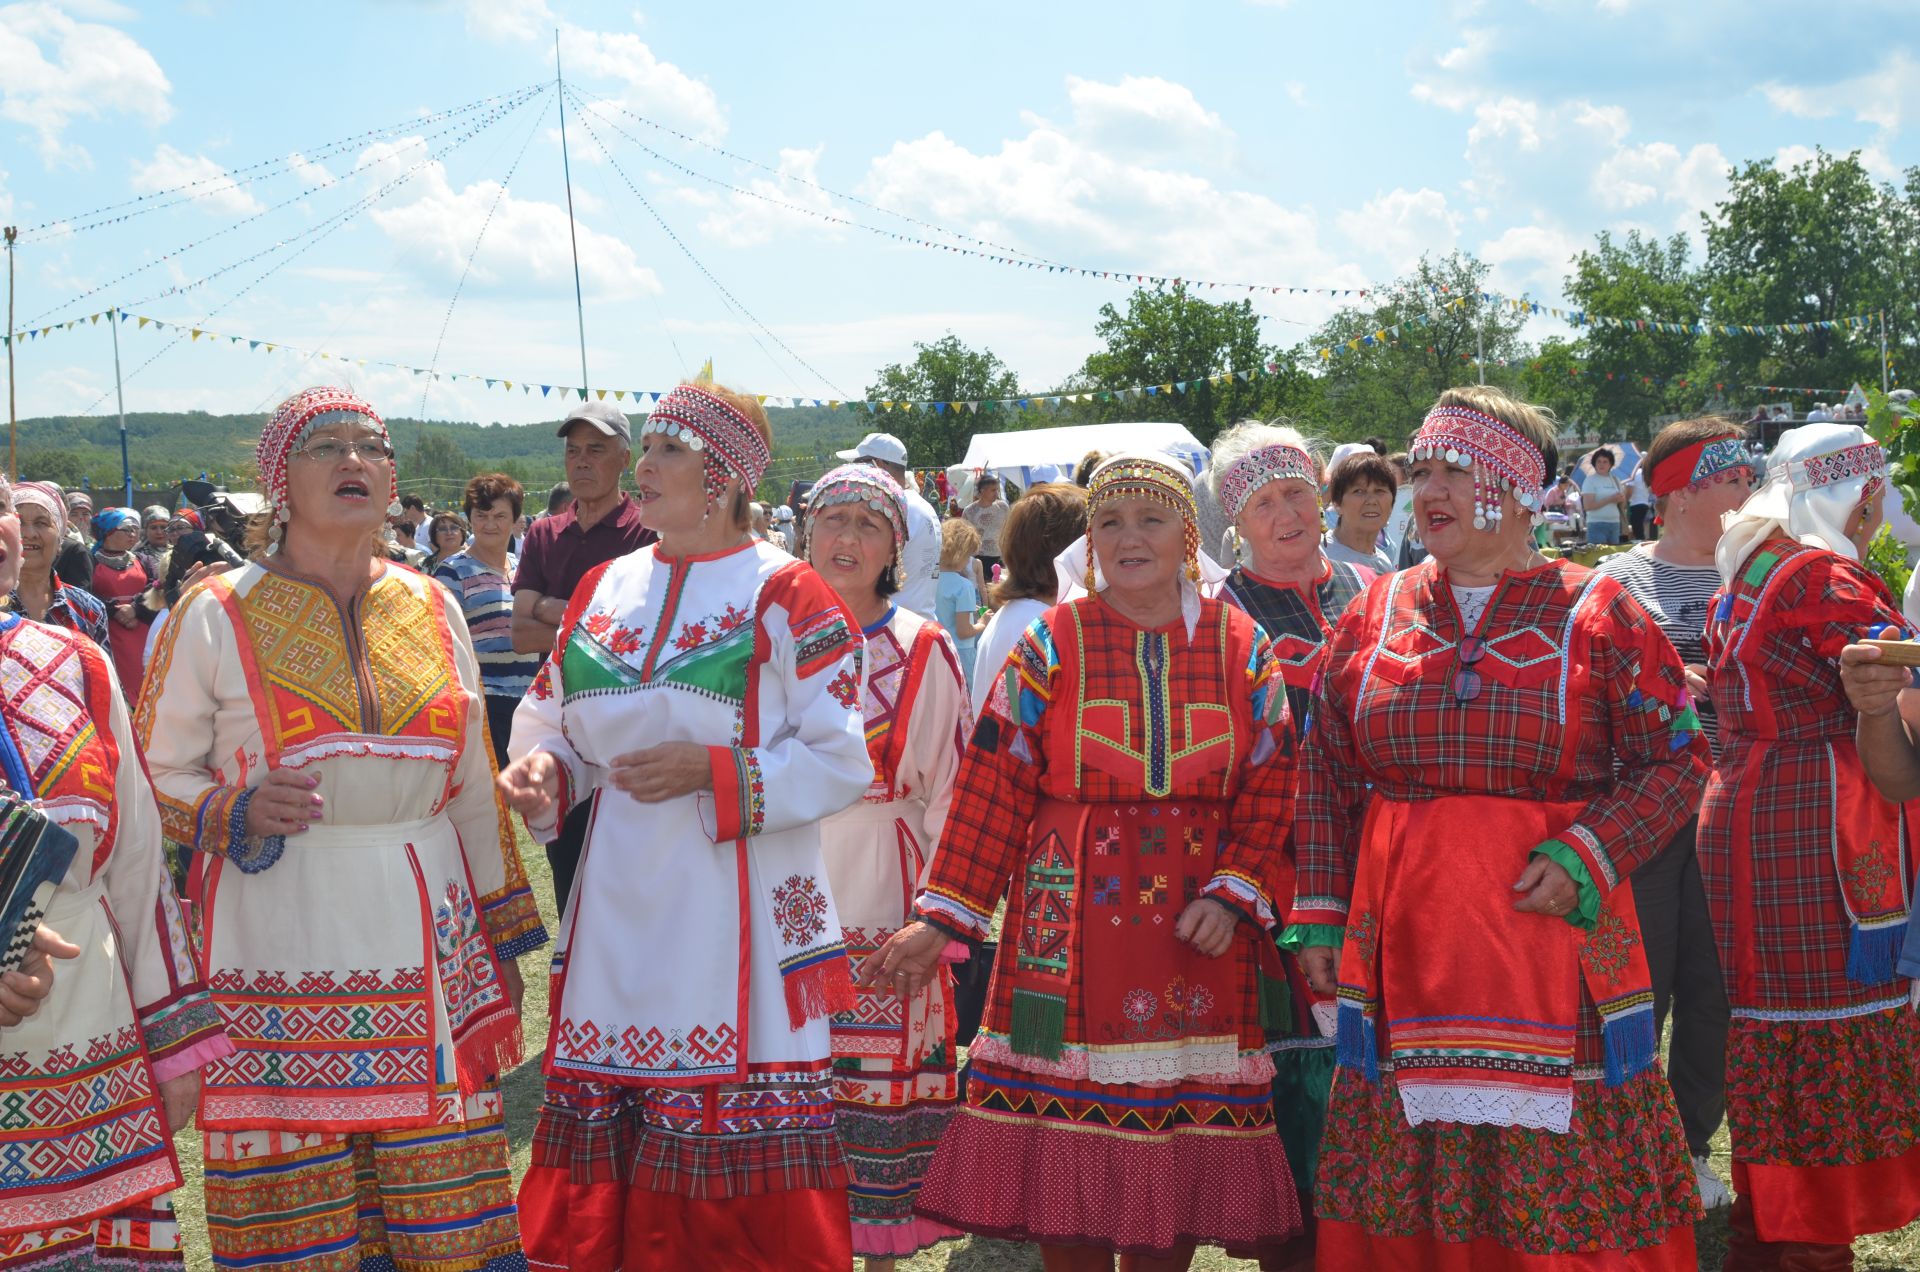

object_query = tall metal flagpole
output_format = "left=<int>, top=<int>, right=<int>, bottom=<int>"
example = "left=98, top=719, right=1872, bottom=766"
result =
left=3, top=226, right=16, bottom=480
left=555, top=31, right=591, bottom=397
left=110, top=309, right=132, bottom=506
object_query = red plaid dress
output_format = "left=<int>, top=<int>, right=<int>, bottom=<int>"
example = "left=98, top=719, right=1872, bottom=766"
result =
left=909, top=594, right=1303, bottom=1255
left=1699, top=538, right=1920, bottom=1243
left=1291, top=558, right=1706, bottom=1264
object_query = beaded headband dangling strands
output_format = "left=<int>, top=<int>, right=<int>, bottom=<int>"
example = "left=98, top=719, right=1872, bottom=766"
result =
left=1084, top=454, right=1203, bottom=588
left=1409, top=403, right=1547, bottom=530
left=256, top=387, right=393, bottom=556
left=646, top=383, right=773, bottom=509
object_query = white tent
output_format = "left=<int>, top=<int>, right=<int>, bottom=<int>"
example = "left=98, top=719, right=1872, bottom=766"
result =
left=950, top=421, right=1209, bottom=491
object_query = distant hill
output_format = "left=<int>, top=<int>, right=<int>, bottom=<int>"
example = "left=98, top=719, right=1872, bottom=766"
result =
left=6, top=403, right=876, bottom=503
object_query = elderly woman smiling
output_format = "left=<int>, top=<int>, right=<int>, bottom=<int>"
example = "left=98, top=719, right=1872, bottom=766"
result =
left=863, top=452, right=1302, bottom=1270
left=1205, top=420, right=1371, bottom=1271
left=1291, top=386, right=1708, bottom=1268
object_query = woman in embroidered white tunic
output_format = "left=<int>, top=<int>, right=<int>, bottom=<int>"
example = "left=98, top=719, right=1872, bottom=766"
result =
left=806, top=463, right=968, bottom=1267
left=136, top=388, right=545, bottom=1272
left=0, top=477, right=230, bottom=1272
left=500, top=383, right=874, bottom=1272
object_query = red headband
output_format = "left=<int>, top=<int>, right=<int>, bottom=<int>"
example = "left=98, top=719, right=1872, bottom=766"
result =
left=1649, top=434, right=1750, bottom=497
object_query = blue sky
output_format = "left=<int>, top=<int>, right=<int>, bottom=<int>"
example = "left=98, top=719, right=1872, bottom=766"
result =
left=0, top=0, right=1911, bottom=427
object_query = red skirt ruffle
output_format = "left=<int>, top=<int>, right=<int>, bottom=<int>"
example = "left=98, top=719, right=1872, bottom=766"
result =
left=1725, top=1007, right=1920, bottom=1168
left=520, top=1164, right=852, bottom=1272
left=1733, top=1141, right=1920, bottom=1244
left=911, top=1060, right=1300, bottom=1255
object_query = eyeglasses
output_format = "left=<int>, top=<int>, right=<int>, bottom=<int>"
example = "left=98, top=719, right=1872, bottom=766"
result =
left=1451, top=634, right=1487, bottom=704
left=294, top=439, right=394, bottom=464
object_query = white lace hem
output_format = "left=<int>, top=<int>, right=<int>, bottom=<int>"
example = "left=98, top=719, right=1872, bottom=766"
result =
left=1397, top=1082, right=1572, bottom=1135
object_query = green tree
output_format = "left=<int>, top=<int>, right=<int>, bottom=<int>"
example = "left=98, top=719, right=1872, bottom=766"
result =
left=1074, top=284, right=1274, bottom=445
left=1702, top=149, right=1918, bottom=396
left=1562, top=230, right=1709, bottom=442
left=1307, top=253, right=1529, bottom=447
left=863, top=333, right=1025, bottom=468
left=1518, top=338, right=1597, bottom=439
left=405, top=429, right=474, bottom=487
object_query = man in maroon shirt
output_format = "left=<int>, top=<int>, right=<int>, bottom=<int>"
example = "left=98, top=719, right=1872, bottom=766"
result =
left=510, top=400, right=655, bottom=912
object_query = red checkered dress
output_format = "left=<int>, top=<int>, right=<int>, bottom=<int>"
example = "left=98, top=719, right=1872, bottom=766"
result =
left=1289, top=558, right=1708, bottom=1260
left=908, top=594, right=1303, bottom=1254
left=1699, top=539, right=1920, bottom=1219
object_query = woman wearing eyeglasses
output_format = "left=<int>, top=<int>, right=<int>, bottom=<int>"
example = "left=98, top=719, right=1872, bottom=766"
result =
left=1702, top=423, right=1920, bottom=1268
left=1291, top=386, right=1709, bottom=1268
left=137, top=387, right=547, bottom=1272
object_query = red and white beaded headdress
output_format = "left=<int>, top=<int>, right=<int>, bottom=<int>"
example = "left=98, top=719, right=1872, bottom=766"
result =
left=1409, top=403, right=1546, bottom=530
left=1216, top=443, right=1318, bottom=521
left=257, top=387, right=394, bottom=554
left=645, top=384, right=772, bottom=506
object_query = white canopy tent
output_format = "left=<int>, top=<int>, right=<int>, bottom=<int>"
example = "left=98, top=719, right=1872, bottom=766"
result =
left=948, top=421, right=1210, bottom=493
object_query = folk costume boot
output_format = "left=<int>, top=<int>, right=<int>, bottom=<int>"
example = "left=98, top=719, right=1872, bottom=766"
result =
left=1722, top=1193, right=1780, bottom=1272
left=1773, top=1241, right=1853, bottom=1272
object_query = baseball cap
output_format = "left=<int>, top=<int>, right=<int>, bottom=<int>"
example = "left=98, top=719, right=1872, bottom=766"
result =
left=557, top=400, right=631, bottom=445
left=836, top=432, right=909, bottom=466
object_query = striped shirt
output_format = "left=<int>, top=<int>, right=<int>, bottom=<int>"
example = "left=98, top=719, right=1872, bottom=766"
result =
left=1593, top=546, right=1723, bottom=754
left=433, top=550, right=543, bottom=698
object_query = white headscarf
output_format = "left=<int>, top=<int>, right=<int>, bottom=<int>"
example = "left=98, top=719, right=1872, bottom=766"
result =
left=1715, top=422, right=1888, bottom=586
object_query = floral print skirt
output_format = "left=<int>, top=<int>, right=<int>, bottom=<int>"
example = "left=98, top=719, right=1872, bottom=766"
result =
left=1314, top=1067, right=1699, bottom=1261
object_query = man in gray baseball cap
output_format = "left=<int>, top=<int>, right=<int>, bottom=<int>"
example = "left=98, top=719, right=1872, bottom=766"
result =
left=513, top=397, right=654, bottom=912
left=837, top=431, right=940, bottom=621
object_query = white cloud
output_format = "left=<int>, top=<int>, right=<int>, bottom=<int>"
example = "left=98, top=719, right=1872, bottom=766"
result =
left=358, top=137, right=660, bottom=300
left=1064, top=74, right=1232, bottom=163
left=458, top=0, right=553, bottom=43
left=128, top=144, right=263, bottom=216
left=681, top=144, right=840, bottom=249
left=559, top=24, right=726, bottom=142
left=1467, top=96, right=1542, bottom=153
left=1592, top=140, right=1728, bottom=224
left=1336, top=188, right=1462, bottom=271
left=1409, top=27, right=1496, bottom=112
left=1763, top=51, right=1920, bottom=135
left=856, top=74, right=1357, bottom=292
left=1774, top=143, right=1819, bottom=171
left=286, top=150, right=334, bottom=188
left=0, top=1, right=171, bottom=165
left=1478, top=222, right=1586, bottom=300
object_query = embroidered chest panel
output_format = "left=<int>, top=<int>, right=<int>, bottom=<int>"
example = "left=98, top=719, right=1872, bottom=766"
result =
left=861, top=626, right=910, bottom=769
left=1069, top=606, right=1238, bottom=799
left=563, top=595, right=757, bottom=709
left=237, top=573, right=458, bottom=742
left=0, top=623, right=112, bottom=801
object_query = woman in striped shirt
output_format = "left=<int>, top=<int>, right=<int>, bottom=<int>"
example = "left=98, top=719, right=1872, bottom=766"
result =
left=435, top=473, right=545, bottom=767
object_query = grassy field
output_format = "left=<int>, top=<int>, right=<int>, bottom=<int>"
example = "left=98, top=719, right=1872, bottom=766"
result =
left=164, top=830, right=1920, bottom=1270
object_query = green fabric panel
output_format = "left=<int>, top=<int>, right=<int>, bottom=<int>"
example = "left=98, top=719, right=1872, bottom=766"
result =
left=562, top=627, right=643, bottom=694
left=656, top=622, right=754, bottom=701
left=1277, top=922, right=1346, bottom=953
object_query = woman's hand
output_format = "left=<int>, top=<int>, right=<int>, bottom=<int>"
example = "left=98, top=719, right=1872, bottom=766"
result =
left=180, top=560, right=231, bottom=592
left=608, top=743, right=712, bottom=804
left=1683, top=663, right=1711, bottom=702
left=1299, top=945, right=1340, bottom=995
left=1841, top=642, right=1912, bottom=719
left=1513, top=855, right=1580, bottom=919
left=855, top=921, right=947, bottom=998
left=111, top=604, right=138, bottom=629
left=496, top=752, right=560, bottom=820
left=1174, top=897, right=1238, bottom=958
left=244, top=769, right=320, bottom=839
left=0, top=925, right=81, bottom=1026
left=498, top=959, right=525, bottom=1016
left=158, top=1072, right=199, bottom=1134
